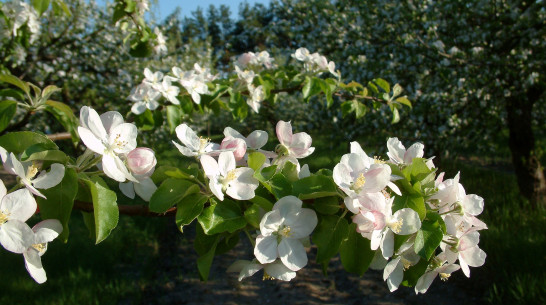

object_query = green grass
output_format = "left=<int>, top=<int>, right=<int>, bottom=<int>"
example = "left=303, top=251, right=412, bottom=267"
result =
left=0, top=214, right=168, bottom=305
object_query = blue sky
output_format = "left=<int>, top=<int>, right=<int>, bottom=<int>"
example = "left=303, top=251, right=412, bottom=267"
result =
left=151, top=0, right=270, bottom=20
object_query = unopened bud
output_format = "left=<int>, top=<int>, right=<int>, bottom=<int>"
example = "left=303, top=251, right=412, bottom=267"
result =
left=127, top=147, right=157, bottom=177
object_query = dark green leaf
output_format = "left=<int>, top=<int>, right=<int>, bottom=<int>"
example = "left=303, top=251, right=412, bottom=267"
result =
left=402, top=259, right=429, bottom=287
left=149, top=178, right=200, bottom=213
left=0, top=131, right=57, bottom=154
left=392, top=194, right=426, bottom=220
left=197, top=198, right=247, bottom=235
left=292, top=175, right=338, bottom=200
left=0, top=74, right=29, bottom=94
left=339, top=223, right=375, bottom=276
left=313, top=196, right=340, bottom=215
left=194, top=224, right=220, bottom=281
left=36, top=167, right=77, bottom=242
left=80, top=176, right=119, bottom=244
left=269, top=173, right=292, bottom=200
left=175, top=193, right=208, bottom=232
left=313, top=215, right=349, bottom=264
left=20, top=143, right=69, bottom=163
left=414, top=215, right=445, bottom=260
left=44, top=100, right=79, bottom=143
left=0, top=100, right=17, bottom=132
left=244, top=203, right=261, bottom=229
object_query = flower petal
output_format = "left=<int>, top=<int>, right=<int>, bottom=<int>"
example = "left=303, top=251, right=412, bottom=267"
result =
left=32, top=164, right=65, bottom=189
left=278, top=238, right=307, bottom=271
left=24, top=250, right=47, bottom=284
left=254, top=234, right=278, bottom=264
left=1, top=188, right=36, bottom=222
left=100, top=111, right=125, bottom=134
left=391, top=208, right=422, bottom=235
left=276, top=121, right=293, bottom=146
left=247, top=130, right=268, bottom=149
left=0, top=220, right=34, bottom=253
left=134, top=178, right=157, bottom=202
left=264, top=261, right=297, bottom=281
left=284, top=208, right=317, bottom=239
left=273, top=196, right=302, bottom=220
left=119, top=182, right=135, bottom=199
left=78, top=127, right=106, bottom=154
left=33, top=219, right=62, bottom=244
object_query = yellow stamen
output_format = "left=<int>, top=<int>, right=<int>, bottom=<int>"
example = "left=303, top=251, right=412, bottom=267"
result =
left=32, top=243, right=46, bottom=253
left=381, top=189, right=391, bottom=199
left=353, top=173, right=366, bottom=190
left=262, top=271, right=274, bottom=280
left=389, top=219, right=404, bottom=234
left=27, top=163, right=39, bottom=180
left=373, top=156, right=386, bottom=164
left=0, top=211, right=10, bottom=225
left=439, top=272, right=451, bottom=281
left=112, top=134, right=128, bottom=149
left=401, top=257, right=412, bottom=270
left=279, top=226, right=292, bottom=237
left=226, top=170, right=237, bottom=182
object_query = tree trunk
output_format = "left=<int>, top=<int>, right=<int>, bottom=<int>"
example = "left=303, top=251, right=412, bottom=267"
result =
left=506, top=85, right=546, bottom=209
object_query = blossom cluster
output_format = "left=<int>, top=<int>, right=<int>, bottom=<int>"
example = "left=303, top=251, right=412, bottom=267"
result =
left=333, top=137, right=487, bottom=293
left=0, top=147, right=64, bottom=283
left=78, top=106, right=158, bottom=201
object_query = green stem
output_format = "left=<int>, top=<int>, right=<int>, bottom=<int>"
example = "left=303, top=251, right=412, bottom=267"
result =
left=244, top=229, right=256, bottom=247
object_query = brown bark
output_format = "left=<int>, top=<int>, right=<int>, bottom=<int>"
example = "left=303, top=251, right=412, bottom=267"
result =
left=506, top=85, right=546, bottom=209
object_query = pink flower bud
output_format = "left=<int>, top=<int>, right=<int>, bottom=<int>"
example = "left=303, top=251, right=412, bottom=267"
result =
left=237, top=53, right=254, bottom=68
left=127, top=147, right=157, bottom=177
left=220, top=137, right=247, bottom=161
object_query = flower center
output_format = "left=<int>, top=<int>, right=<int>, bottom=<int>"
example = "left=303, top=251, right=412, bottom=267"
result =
left=0, top=211, right=10, bottom=225
left=352, top=173, right=366, bottom=191
left=275, top=144, right=289, bottom=157
left=389, top=219, right=404, bottom=234
left=278, top=226, right=292, bottom=238
left=112, top=134, right=128, bottom=150
left=32, top=243, right=46, bottom=253
left=27, top=163, right=39, bottom=180
left=439, top=272, right=451, bottom=281
left=262, top=270, right=274, bottom=281
left=199, top=137, right=210, bottom=152
left=401, top=257, right=412, bottom=270
left=373, top=156, right=386, bottom=164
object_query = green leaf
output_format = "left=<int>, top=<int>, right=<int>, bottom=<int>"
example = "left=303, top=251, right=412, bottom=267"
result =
left=302, top=76, right=322, bottom=100
left=0, top=74, right=29, bottom=94
left=129, top=40, right=153, bottom=58
left=313, top=196, right=340, bottom=215
left=249, top=195, right=274, bottom=212
left=32, top=0, right=50, bottom=15
left=292, top=175, right=338, bottom=200
left=81, top=211, right=96, bottom=240
left=215, top=233, right=240, bottom=255
left=414, top=218, right=444, bottom=260
left=175, top=193, right=208, bottom=232
left=0, top=131, right=57, bottom=154
left=312, top=215, right=349, bottom=264
left=149, top=178, right=200, bottom=213
left=392, top=194, right=426, bottom=220
left=134, top=109, right=162, bottom=131
left=194, top=224, right=219, bottom=281
left=339, top=223, right=375, bottom=276
left=371, top=78, right=390, bottom=93
left=244, top=203, right=262, bottom=229
left=390, top=104, right=400, bottom=124
left=402, top=259, right=429, bottom=287
left=20, top=143, right=69, bottom=163
left=197, top=198, right=247, bottom=235
left=44, top=100, right=79, bottom=143
left=254, top=165, right=277, bottom=182
left=403, top=158, right=433, bottom=184
left=248, top=152, right=266, bottom=172
left=395, top=96, right=412, bottom=108
left=0, top=100, right=17, bottom=132
left=269, top=173, right=292, bottom=200
left=166, top=105, right=183, bottom=133
left=280, top=160, right=299, bottom=182
left=80, top=176, right=119, bottom=244
left=35, top=167, right=77, bottom=242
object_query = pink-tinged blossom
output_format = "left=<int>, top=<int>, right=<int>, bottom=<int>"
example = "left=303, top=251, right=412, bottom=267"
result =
left=415, top=253, right=461, bottom=294
left=386, top=137, right=425, bottom=165
left=220, top=137, right=247, bottom=161
left=126, top=148, right=157, bottom=177
left=200, top=152, right=258, bottom=201
left=275, top=121, right=314, bottom=159
left=254, top=196, right=317, bottom=271
left=333, top=142, right=396, bottom=202
left=78, top=106, right=137, bottom=182
left=223, top=127, right=276, bottom=159
left=119, top=147, right=158, bottom=202
left=23, top=219, right=62, bottom=284
left=353, top=194, right=421, bottom=259
left=0, top=181, right=35, bottom=254
left=442, top=230, right=486, bottom=277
